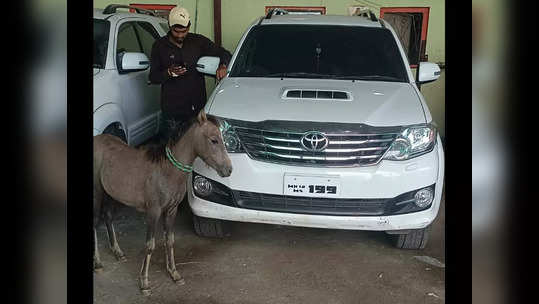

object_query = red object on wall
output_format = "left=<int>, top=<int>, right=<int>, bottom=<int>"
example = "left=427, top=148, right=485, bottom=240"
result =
left=129, top=4, right=176, bottom=19
left=129, top=3, right=176, bottom=11
left=380, top=7, right=430, bottom=68
left=265, top=6, right=326, bottom=15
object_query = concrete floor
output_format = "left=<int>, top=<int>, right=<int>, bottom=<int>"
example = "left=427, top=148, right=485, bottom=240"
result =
left=94, top=194, right=445, bottom=304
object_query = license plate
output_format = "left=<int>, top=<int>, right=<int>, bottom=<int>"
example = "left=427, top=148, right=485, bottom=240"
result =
left=284, top=174, right=341, bottom=197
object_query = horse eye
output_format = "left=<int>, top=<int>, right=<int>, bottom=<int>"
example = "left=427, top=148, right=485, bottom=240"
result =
left=211, top=139, right=218, bottom=144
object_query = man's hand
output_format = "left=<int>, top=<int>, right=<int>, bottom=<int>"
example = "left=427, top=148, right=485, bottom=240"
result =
left=168, top=65, right=187, bottom=77
left=216, top=64, right=227, bottom=81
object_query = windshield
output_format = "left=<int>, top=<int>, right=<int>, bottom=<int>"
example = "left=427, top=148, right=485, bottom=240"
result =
left=94, top=19, right=111, bottom=69
left=230, top=25, right=408, bottom=82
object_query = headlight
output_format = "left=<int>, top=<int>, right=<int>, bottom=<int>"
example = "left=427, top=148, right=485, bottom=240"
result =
left=218, top=118, right=244, bottom=153
left=384, top=124, right=437, bottom=161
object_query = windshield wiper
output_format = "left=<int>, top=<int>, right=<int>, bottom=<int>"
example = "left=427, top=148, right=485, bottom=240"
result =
left=265, top=72, right=340, bottom=79
left=264, top=73, right=402, bottom=82
left=347, top=75, right=403, bottom=82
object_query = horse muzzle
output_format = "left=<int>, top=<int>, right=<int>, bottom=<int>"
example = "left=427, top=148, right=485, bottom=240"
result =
left=218, top=165, right=233, bottom=177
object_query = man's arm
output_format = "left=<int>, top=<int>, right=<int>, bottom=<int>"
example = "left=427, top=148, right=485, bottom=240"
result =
left=199, top=35, right=233, bottom=80
left=149, top=41, right=171, bottom=84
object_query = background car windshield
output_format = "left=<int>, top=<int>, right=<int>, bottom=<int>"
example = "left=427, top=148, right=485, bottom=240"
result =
left=94, top=19, right=110, bottom=69
left=230, top=25, right=408, bottom=82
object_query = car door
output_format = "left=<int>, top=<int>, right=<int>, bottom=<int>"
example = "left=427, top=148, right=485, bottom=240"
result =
left=115, top=19, right=161, bottom=146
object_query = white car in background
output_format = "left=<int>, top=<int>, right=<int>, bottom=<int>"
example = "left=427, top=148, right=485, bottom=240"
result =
left=93, top=5, right=169, bottom=145
left=190, top=9, right=445, bottom=249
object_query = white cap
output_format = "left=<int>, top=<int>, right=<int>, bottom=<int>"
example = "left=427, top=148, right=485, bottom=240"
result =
left=169, top=6, right=190, bottom=27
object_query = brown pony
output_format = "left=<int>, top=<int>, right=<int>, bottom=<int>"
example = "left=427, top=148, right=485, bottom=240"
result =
left=93, top=110, right=232, bottom=295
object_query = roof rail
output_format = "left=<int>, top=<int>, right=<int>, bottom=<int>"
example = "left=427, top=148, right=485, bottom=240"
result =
left=102, top=4, right=156, bottom=16
left=265, top=8, right=289, bottom=19
left=355, top=8, right=378, bottom=22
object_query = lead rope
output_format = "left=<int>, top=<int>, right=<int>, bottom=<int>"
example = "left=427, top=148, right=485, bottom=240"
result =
left=165, top=147, right=193, bottom=172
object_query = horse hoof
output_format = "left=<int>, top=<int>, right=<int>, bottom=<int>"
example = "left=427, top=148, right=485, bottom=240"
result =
left=169, top=271, right=183, bottom=283
left=175, top=278, right=186, bottom=286
left=141, top=288, right=151, bottom=296
left=112, top=249, right=126, bottom=261
left=139, top=279, right=150, bottom=294
left=94, top=262, right=104, bottom=272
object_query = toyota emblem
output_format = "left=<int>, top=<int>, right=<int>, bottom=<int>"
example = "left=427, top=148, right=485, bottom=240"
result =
left=300, top=131, right=329, bottom=152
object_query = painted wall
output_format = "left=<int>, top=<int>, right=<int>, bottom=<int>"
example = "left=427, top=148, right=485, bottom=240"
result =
left=94, top=0, right=445, bottom=136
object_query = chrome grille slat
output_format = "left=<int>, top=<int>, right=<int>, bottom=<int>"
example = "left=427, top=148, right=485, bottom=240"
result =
left=234, top=123, right=398, bottom=167
left=330, top=138, right=394, bottom=145
left=246, top=142, right=304, bottom=151
left=254, top=151, right=379, bottom=161
left=262, top=136, right=300, bottom=143
left=236, top=126, right=304, bottom=136
left=325, top=147, right=386, bottom=153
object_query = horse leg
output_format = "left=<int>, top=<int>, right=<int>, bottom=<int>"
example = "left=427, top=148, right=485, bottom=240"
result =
left=93, top=187, right=104, bottom=271
left=163, top=205, right=185, bottom=285
left=94, top=228, right=103, bottom=271
left=139, top=207, right=159, bottom=295
left=103, top=198, right=126, bottom=261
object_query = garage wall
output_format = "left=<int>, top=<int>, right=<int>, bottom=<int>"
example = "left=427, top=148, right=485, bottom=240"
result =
left=94, top=0, right=445, bottom=137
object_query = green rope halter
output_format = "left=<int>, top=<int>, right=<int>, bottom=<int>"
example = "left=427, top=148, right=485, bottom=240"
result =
left=165, top=147, right=193, bottom=172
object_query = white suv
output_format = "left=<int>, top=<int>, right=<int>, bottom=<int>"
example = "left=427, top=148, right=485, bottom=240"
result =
left=93, top=5, right=169, bottom=145
left=189, top=10, right=444, bottom=249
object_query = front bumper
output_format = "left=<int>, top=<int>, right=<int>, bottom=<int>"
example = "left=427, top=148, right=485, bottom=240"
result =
left=187, top=136, right=444, bottom=231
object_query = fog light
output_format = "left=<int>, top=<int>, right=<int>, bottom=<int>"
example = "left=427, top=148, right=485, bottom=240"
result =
left=414, top=188, right=434, bottom=208
left=193, top=176, right=212, bottom=197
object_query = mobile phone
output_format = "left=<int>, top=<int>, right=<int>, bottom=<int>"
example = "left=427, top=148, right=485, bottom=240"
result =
left=170, top=64, right=187, bottom=77
left=174, top=63, right=187, bottom=69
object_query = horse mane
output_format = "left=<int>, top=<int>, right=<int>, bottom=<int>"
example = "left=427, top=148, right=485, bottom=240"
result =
left=145, top=114, right=220, bottom=163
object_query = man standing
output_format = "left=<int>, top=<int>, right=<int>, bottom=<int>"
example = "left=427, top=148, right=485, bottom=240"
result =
left=149, top=6, right=232, bottom=135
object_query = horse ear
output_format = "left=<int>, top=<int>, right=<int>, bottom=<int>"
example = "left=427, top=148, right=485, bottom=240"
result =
left=197, top=110, right=207, bottom=124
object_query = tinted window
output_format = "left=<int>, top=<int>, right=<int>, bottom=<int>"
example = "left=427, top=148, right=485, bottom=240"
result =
left=136, top=22, right=160, bottom=58
left=93, top=19, right=110, bottom=69
left=117, top=22, right=142, bottom=54
left=230, top=25, right=408, bottom=82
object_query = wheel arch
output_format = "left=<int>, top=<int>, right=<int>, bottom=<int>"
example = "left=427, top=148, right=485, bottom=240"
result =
left=93, top=103, right=128, bottom=139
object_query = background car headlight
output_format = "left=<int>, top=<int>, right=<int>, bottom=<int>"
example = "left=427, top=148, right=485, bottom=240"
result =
left=384, top=124, right=437, bottom=161
left=218, top=118, right=244, bottom=153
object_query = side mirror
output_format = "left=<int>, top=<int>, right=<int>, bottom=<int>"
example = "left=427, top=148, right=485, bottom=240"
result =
left=196, top=56, right=220, bottom=76
left=417, top=62, right=441, bottom=84
left=118, top=52, right=150, bottom=74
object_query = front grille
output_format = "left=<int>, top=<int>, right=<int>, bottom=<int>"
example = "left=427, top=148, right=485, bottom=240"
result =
left=235, top=126, right=398, bottom=167
left=233, top=190, right=387, bottom=216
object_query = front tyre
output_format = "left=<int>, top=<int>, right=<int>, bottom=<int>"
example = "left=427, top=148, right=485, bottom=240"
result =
left=193, top=215, right=229, bottom=238
left=390, top=226, right=431, bottom=249
left=103, top=123, right=127, bottom=143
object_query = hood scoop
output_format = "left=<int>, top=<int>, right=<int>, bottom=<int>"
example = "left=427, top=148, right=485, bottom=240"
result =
left=283, top=89, right=352, bottom=101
